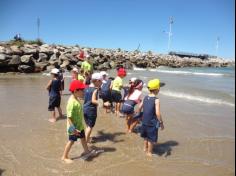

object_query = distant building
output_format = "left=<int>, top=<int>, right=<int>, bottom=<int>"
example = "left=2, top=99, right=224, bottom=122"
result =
left=169, top=51, right=216, bottom=60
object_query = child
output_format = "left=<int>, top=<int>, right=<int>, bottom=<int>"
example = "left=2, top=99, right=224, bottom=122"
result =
left=83, top=73, right=103, bottom=143
left=121, top=79, right=143, bottom=133
left=138, top=79, right=164, bottom=157
left=78, top=69, right=85, bottom=84
left=61, top=80, right=91, bottom=163
left=111, top=68, right=127, bottom=116
left=84, top=71, right=92, bottom=88
left=71, top=67, right=79, bottom=81
left=46, top=68, right=63, bottom=123
left=81, top=55, right=93, bottom=74
left=100, top=71, right=113, bottom=113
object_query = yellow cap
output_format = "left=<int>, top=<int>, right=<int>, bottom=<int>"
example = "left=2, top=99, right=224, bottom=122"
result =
left=148, top=79, right=160, bottom=90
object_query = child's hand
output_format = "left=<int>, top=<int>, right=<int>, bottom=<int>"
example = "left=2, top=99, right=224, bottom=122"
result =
left=73, top=129, right=81, bottom=136
left=160, top=122, right=164, bottom=130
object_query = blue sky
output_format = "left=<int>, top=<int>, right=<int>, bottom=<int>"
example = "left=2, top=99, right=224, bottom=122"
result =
left=0, top=0, right=235, bottom=59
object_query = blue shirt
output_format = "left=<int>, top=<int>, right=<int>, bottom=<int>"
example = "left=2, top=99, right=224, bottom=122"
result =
left=83, top=87, right=98, bottom=118
left=142, top=96, right=159, bottom=127
left=101, top=79, right=111, bottom=94
left=49, top=79, right=61, bottom=97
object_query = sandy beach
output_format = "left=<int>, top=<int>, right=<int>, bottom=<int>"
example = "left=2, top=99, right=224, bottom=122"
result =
left=0, top=73, right=235, bottom=176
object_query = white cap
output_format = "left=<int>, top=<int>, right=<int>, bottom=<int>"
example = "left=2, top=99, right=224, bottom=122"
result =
left=130, top=77, right=137, bottom=83
left=91, top=73, right=103, bottom=80
left=72, top=67, right=79, bottom=73
left=100, top=71, right=108, bottom=76
left=50, top=68, right=59, bottom=74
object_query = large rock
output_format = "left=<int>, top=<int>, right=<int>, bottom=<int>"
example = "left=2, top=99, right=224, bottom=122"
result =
left=0, top=53, right=7, bottom=61
left=20, top=55, right=35, bottom=65
left=39, top=44, right=54, bottom=55
left=96, top=62, right=110, bottom=70
left=0, top=46, right=6, bottom=53
left=21, top=45, right=37, bottom=55
left=37, top=53, right=48, bottom=62
left=34, top=62, right=48, bottom=72
left=8, top=55, right=21, bottom=65
left=10, top=45, right=23, bottom=55
left=60, top=60, right=70, bottom=69
left=18, top=65, right=34, bottom=73
left=0, top=54, right=11, bottom=66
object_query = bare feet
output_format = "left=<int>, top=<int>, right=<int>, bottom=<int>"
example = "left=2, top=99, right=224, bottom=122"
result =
left=48, top=118, right=56, bottom=123
left=61, top=158, right=73, bottom=164
left=127, top=129, right=132, bottom=133
left=146, top=152, right=153, bottom=157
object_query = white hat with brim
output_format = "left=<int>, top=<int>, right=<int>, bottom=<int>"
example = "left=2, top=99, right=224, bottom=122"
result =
left=72, top=67, right=79, bottom=73
left=50, top=68, right=59, bottom=74
left=92, top=73, right=103, bottom=80
left=100, top=71, right=108, bottom=76
left=130, top=77, right=137, bottom=82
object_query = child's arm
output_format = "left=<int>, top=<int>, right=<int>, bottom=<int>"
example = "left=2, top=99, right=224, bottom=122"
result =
left=92, top=89, right=99, bottom=106
left=155, top=99, right=164, bottom=130
left=137, top=100, right=144, bottom=113
left=46, top=80, right=52, bottom=91
left=68, top=117, right=80, bottom=134
left=110, top=81, right=113, bottom=90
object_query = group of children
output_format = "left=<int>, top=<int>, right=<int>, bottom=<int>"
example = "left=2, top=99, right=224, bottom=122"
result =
left=46, top=60, right=165, bottom=162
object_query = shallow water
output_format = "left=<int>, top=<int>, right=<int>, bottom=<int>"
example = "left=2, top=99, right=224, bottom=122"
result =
left=0, top=73, right=235, bottom=176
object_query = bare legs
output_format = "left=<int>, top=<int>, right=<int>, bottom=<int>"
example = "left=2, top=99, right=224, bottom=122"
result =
left=61, top=138, right=90, bottom=164
left=144, top=139, right=154, bottom=157
left=85, top=126, right=93, bottom=143
left=48, top=107, right=63, bottom=123
left=126, top=114, right=133, bottom=133
left=61, top=141, right=74, bottom=163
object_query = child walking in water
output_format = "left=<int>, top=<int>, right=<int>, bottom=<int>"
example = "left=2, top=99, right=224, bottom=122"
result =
left=100, top=71, right=113, bottom=113
left=46, top=68, right=63, bottom=123
left=121, top=79, right=144, bottom=133
left=111, top=68, right=126, bottom=116
left=61, top=80, right=92, bottom=163
left=84, top=73, right=103, bottom=143
left=139, top=79, right=164, bottom=157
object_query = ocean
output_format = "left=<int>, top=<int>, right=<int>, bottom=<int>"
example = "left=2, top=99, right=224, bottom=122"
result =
left=130, top=66, right=235, bottom=107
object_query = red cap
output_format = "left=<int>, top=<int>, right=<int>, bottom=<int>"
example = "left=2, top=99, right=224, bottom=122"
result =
left=69, top=80, right=86, bottom=92
left=76, top=50, right=85, bottom=61
left=117, top=68, right=127, bottom=77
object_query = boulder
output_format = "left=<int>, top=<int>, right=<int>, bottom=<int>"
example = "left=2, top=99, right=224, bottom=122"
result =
left=34, top=62, right=48, bottom=72
left=20, top=55, right=34, bottom=65
left=10, top=45, right=23, bottom=55
left=21, top=46, right=37, bottom=55
left=18, top=65, right=34, bottom=73
left=0, top=54, right=11, bottom=66
left=37, top=53, right=48, bottom=62
left=8, top=55, right=21, bottom=65
left=60, top=60, right=70, bottom=69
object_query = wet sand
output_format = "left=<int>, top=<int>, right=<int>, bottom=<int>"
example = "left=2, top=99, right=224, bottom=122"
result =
left=0, top=74, right=235, bottom=176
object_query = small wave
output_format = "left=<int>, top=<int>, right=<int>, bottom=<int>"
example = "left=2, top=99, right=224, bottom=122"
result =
left=42, top=73, right=50, bottom=76
left=160, top=90, right=235, bottom=107
left=133, top=67, right=147, bottom=71
left=149, top=69, right=224, bottom=77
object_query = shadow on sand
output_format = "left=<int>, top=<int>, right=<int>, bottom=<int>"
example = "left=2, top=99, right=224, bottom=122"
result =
left=153, top=140, right=179, bottom=157
left=72, top=146, right=116, bottom=162
left=87, top=146, right=116, bottom=162
left=0, top=169, right=5, bottom=176
left=93, top=130, right=126, bottom=144
left=56, top=114, right=67, bottom=121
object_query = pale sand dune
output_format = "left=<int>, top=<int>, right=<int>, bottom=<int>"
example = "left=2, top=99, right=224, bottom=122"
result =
left=0, top=75, right=234, bottom=176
